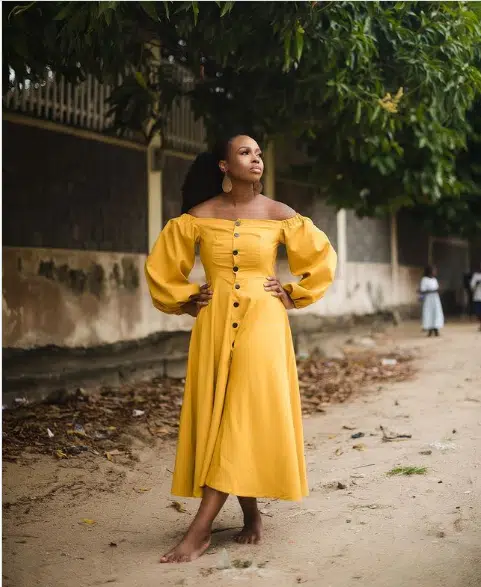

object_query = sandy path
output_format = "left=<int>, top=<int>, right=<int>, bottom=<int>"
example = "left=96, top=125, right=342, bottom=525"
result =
left=3, top=322, right=481, bottom=587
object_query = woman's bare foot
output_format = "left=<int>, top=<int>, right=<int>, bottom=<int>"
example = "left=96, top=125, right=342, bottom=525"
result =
left=160, top=528, right=211, bottom=563
left=160, top=486, right=228, bottom=563
left=234, top=510, right=263, bottom=545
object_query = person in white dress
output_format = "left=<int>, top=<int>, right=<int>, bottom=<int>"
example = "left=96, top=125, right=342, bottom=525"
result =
left=419, top=266, right=444, bottom=337
left=470, top=263, right=481, bottom=331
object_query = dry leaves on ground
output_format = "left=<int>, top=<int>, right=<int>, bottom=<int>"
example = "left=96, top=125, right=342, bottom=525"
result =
left=298, top=349, right=415, bottom=415
left=2, top=349, right=415, bottom=463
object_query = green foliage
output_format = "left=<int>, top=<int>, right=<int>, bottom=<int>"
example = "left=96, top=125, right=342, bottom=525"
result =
left=3, top=1, right=481, bottom=235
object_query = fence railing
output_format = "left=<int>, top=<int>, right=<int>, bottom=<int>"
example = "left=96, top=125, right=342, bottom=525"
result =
left=4, top=64, right=207, bottom=152
left=161, top=61, right=207, bottom=153
left=4, top=72, right=121, bottom=134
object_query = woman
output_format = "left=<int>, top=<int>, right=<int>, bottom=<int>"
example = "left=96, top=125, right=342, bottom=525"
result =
left=145, top=134, right=337, bottom=563
left=419, top=266, right=444, bottom=337
left=470, top=262, right=481, bottom=330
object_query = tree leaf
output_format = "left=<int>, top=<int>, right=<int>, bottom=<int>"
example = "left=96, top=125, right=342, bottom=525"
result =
left=283, top=30, right=292, bottom=71
left=140, top=1, right=159, bottom=21
left=163, top=1, right=170, bottom=19
left=220, top=1, right=234, bottom=17
left=192, top=1, right=199, bottom=24
left=295, top=23, right=305, bottom=61
left=134, top=71, right=148, bottom=90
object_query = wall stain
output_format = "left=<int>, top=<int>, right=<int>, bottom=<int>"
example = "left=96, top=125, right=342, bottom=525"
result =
left=37, top=260, right=105, bottom=298
left=366, top=281, right=384, bottom=311
left=87, top=264, right=105, bottom=297
left=121, top=258, right=140, bottom=291
left=111, top=263, right=121, bottom=287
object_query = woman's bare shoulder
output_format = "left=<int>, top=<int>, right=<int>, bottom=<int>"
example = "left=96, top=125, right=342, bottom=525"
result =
left=265, top=198, right=297, bottom=221
left=187, top=197, right=221, bottom=218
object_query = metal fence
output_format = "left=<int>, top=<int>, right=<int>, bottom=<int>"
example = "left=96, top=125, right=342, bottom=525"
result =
left=4, top=64, right=207, bottom=151
left=161, top=61, right=207, bottom=153
left=4, top=71, right=119, bottom=133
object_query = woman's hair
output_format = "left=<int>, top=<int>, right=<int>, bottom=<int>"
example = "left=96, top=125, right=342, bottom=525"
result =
left=424, top=265, right=434, bottom=278
left=181, top=133, right=255, bottom=214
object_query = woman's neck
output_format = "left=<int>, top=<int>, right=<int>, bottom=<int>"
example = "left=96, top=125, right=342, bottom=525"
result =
left=222, top=182, right=256, bottom=207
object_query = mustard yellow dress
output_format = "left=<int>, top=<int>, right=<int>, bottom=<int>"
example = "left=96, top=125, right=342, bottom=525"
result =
left=145, top=213, right=337, bottom=501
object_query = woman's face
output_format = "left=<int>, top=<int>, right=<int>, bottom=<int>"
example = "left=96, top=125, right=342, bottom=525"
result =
left=219, top=135, right=264, bottom=183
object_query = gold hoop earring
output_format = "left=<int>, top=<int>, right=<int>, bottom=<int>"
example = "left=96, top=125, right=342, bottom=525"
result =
left=253, top=181, right=263, bottom=195
left=222, top=174, right=232, bottom=193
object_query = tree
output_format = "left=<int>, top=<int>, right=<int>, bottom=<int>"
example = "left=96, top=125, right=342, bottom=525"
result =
left=4, top=1, right=481, bottom=232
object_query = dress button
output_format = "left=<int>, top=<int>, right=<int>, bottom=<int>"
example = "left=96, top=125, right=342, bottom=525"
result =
left=235, top=220, right=241, bottom=226
left=234, top=233, right=240, bottom=238
left=235, top=284, right=240, bottom=289
left=233, top=302, right=239, bottom=308
left=233, top=250, right=238, bottom=255
left=233, top=266, right=239, bottom=272
left=232, top=322, right=238, bottom=328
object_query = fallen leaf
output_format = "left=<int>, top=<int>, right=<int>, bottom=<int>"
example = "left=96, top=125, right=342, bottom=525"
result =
left=170, top=501, right=187, bottom=513
left=353, top=443, right=367, bottom=451
left=136, top=488, right=151, bottom=493
left=335, top=448, right=344, bottom=456
left=56, top=449, right=68, bottom=459
left=81, top=519, right=96, bottom=525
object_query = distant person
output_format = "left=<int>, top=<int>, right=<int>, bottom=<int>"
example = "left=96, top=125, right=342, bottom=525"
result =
left=463, top=270, right=474, bottom=317
left=419, top=266, right=444, bottom=337
left=470, top=264, right=481, bottom=331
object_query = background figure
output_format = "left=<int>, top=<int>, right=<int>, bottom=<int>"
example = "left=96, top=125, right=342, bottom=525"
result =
left=463, top=271, right=474, bottom=317
left=470, top=264, right=481, bottom=331
left=420, top=266, right=444, bottom=337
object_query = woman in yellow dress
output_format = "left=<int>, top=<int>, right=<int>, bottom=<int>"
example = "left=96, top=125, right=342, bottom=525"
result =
left=145, top=134, right=337, bottom=563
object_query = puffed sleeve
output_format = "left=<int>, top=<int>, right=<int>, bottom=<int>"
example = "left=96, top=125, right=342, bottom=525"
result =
left=145, top=214, right=200, bottom=315
left=281, top=214, right=337, bottom=309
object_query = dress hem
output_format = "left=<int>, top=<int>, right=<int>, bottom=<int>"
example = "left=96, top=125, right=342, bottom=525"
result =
left=172, top=484, right=308, bottom=502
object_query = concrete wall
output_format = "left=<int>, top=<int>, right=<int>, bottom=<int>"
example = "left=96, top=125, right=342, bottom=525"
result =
left=2, top=119, right=156, bottom=349
left=2, top=246, right=202, bottom=348
left=3, top=121, right=148, bottom=252
left=1, top=121, right=425, bottom=350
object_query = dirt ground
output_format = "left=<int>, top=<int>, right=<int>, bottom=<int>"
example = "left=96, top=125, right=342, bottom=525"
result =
left=3, top=321, right=481, bottom=587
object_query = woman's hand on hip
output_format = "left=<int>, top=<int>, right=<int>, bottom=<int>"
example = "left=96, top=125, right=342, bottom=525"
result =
left=182, top=284, right=212, bottom=317
left=264, top=276, right=295, bottom=310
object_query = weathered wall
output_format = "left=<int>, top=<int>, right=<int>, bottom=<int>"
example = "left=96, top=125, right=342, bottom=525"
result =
left=346, top=211, right=391, bottom=264
left=3, top=121, right=148, bottom=252
left=2, top=247, right=202, bottom=348
left=3, top=243, right=422, bottom=350
left=2, top=123, right=425, bottom=351
left=2, top=120, right=154, bottom=348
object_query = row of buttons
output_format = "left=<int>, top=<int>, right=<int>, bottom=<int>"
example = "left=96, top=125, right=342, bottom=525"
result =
left=232, top=221, right=241, bottom=331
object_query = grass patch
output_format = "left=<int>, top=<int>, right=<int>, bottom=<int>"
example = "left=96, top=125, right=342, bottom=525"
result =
left=387, top=466, right=427, bottom=476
